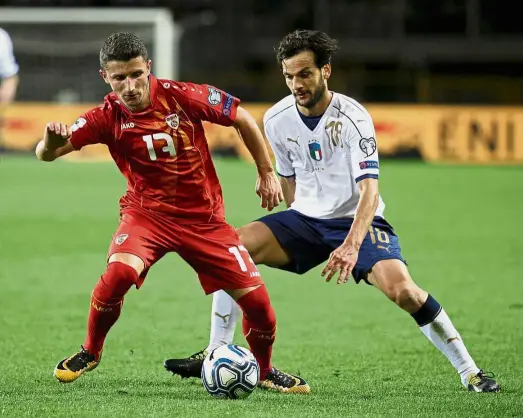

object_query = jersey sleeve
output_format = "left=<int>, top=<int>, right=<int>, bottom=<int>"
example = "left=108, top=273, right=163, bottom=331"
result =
left=183, top=83, right=240, bottom=126
left=344, top=111, right=379, bottom=183
left=264, top=115, right=295, bottom=178
left=69, top=105, right=112, bottom=150
left=0, top=29, right=19, bottom=78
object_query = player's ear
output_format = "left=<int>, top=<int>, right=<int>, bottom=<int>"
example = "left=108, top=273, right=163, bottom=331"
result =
left=99, top=69, right=110, bottom=85
left=321, top=64, right=331, bottom=80
left=146, top=60, right=152, bottom=74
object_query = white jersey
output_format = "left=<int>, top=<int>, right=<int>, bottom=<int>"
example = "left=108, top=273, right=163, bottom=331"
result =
left=263, top=92, right=385, bottom=219
left=0, top=28, right=19, bottom=79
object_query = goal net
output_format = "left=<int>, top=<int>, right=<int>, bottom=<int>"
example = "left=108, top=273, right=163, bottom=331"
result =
left=0, top=7, right=180, bottom=103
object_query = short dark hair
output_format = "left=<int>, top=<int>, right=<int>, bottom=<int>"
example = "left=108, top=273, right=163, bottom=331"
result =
left=99, top=32, right=148, bottom=69
left=276, top=30, right=339, bottom=68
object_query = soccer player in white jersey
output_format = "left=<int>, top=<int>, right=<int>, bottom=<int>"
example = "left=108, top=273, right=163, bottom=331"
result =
left=0, top=28, right=19, bottom=151
left=165, top=30, right=499, bottom=393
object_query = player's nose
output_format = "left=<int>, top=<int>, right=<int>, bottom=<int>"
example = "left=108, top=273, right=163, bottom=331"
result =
left=292, top=79, right=303, bottom=91
left=125, top=77, right=137, bottom=91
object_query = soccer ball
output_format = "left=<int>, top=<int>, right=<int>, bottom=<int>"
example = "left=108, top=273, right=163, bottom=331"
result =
left=201, top=344, right=260, bottom=399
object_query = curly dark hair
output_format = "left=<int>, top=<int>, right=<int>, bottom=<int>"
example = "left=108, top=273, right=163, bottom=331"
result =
left=100, top=32, right=148, bottom=69
left=276, top=30, right=339, bottom=68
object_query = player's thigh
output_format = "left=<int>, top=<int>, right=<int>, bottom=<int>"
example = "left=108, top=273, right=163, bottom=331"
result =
left=179, top=222, right=265, bottom=295
left=225, top=285, right=262, bottom=302
left=237, top=221, right=291, bottom=266
left=107, top=208, right=168, bottom=287
left=367, top=259, right=415, bottom=293
left=249, top=210, right=331, bottom=274
left=108, top=253, right=145, bottom=276
left=367, top=259, right=427, bottom=309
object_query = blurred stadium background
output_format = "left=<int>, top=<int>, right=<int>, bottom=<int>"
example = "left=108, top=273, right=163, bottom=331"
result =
left=0, top=1, right=522, bottom=417
left=1, top=0, right=523, bottom=162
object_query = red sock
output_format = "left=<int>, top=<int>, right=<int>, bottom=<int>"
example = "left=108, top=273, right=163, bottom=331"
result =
left=235, top=285, right=276, bottom=380
left=83, top=262, right=138, bottom=360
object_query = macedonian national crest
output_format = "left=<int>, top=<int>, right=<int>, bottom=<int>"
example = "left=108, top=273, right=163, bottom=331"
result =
left=114, top=233, right=129, bottom=245
left=166, top=113, right=180, bottom=130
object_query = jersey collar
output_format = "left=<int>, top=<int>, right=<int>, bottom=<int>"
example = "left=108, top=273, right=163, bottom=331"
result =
left=294, top=91, right=336, bottom=134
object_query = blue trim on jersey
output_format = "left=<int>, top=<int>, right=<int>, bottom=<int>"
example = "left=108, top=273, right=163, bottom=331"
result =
left=277, top=171, right=296, bottom=178
left=355, top=173, right=379, bottom=183
left=297, top=108, right=324, bottom=131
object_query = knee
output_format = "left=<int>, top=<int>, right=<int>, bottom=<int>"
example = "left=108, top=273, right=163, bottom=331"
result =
left=256, top=302, right=276, bottom=330
left=385, top=283, right=425, bottom=311
left=95, top=262, right=139, bottom=300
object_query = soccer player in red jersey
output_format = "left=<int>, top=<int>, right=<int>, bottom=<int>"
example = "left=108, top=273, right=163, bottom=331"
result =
left=35, top=32, right=310, bottom=394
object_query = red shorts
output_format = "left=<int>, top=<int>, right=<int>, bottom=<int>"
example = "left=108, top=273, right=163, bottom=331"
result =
left=108, top=206, right=264, bottom=294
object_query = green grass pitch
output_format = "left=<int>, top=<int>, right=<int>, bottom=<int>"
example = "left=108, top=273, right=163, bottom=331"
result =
left=0, top=156, right=522, bottom=417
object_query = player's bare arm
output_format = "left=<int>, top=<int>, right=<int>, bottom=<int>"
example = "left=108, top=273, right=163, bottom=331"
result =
left=0, top=74, right=19, bottom=104
left=279, top=176, right=296, bottom=208
left=35, top=122, right=75, bottom=162
left=322, top=178, right=379, bottom=284
left=233, top=106, right=284, bottom=211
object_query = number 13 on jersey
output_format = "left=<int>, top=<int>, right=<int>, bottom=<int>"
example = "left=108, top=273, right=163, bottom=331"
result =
left=142, top=133, right=176, bottom=161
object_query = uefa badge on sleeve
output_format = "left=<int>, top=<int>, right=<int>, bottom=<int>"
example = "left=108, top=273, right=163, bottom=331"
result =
left=207, top=87, right=222, bottom=106
left=359, top=137, right=377, bottom=157
left=71, top=117, right=87, bottom=133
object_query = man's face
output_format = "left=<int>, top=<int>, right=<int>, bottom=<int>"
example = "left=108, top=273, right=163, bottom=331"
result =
left=100, top=57, right=152, bottom=111
left=282, top=50, right=330, bottom=109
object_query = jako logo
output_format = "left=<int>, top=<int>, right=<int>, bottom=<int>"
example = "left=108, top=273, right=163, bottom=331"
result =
left=91, top=301, right=112, bottom=312
left=121, top=122, right=135, bottom=130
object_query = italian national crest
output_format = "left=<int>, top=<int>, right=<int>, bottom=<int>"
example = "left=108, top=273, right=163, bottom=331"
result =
left=308, top=139, right=323, bottom=161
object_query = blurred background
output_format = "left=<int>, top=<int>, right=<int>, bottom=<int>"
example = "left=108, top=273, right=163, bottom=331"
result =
left=2, top=0, right=523, bottom=103
left=1, top=0, right=522, bottom=162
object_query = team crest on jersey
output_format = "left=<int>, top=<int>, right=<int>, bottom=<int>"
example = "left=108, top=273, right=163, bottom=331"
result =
left=114, top=233, right=129, bottom=245
left=165, top=113, right=179, bottom=130
left=207, top=87, right=222, bottom=106
left=359, top=137, right=377, bottom=157
left=308, top=139, right=323, bottom=161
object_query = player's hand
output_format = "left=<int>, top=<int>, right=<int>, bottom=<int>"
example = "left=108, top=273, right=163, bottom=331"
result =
left=45, top=122, right=71, bottom=147
left=255, top=170, right=284, bottom=211
left=321, top=244, right=359, bottom=284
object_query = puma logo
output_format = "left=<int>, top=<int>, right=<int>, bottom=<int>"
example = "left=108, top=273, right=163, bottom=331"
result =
left=377, top=244, right=391, bottom=253
left=286, top=136, right=299, bottom=144
left=214, top=312, right=231, bottom=324
left=447, top=336, right=460, bottom=343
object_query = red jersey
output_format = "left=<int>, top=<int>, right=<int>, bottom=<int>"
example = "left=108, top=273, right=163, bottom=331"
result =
left=69, top=75, right=240, bottom=223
